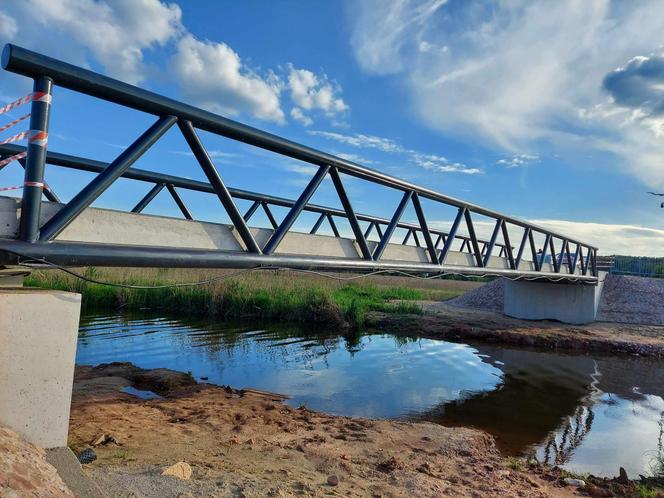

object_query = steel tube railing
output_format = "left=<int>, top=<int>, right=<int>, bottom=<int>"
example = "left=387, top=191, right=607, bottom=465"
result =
left=1, top=44, right=597, bottom=250
left=0, top=44, right=598, bottom=281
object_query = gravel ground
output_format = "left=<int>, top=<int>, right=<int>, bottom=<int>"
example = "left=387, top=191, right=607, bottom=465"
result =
left=446, top=274, right=664, bottom=326
left=596, top=274, right=664, bottom=326
left=446, top=278, right=504, bottom=312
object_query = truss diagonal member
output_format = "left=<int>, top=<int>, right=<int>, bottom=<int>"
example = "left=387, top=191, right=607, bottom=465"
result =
left=243, top=200, right=260, bottom=222
left=515, top=227, right=530, bottom=270
left=570, top=243, right=580, bottom=275
left=310, top=212, right=326, bottom=234
left=482, top=218, right=502, bottom=267
left=261, top=202, right=279, bottom=229
left=549, top=236, right=560, bottom=273
left=363, top=221, right=375, bottom=239
left=263, top=164, right=331, bottom=255
left=529, top=229, right=540, bottom=271
left=166, top=183, right=193, bottom=220
left=589, top=248, right=597, bottom=276
left=132, top=183, right=165, bottom=213
left=501, top=220, right=516, bottom=269
left=434, top=233, right=444, bottom=250
left=556, top=239, right=567, bottom=273
left=412, top=192, right=438, bottom=264
left=326, top=213, right=340, bottom=237
left=539, top=234, right=552, bottom=271
left=563, top=240, right=573, bottom=274
left=39, top=115, right=177, bottom=241
left=329, top=166, right=372, bottom=259
left=579, top=245, right=588, bottom=275
left=373, top=190, right=413, bottom=261
left=439, top=207, right=465, bottom=265
left=463, top=209, right=484, bottom=267
left=178, top=120, right=261, bottom=253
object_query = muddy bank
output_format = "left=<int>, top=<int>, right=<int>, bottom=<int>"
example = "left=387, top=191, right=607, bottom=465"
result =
left=368, top=303, right=664, bottom=357
left=67, top=363, right=605, bottom=497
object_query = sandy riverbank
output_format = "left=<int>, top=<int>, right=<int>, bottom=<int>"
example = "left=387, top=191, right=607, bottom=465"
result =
left=64, top=363, right=660, bottom=498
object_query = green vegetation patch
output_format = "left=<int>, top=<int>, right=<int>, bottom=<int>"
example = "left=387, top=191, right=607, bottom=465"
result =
left=25, top=268, right=467, bottom=328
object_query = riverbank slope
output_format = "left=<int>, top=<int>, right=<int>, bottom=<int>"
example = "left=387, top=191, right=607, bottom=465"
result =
left=69, top=363, right=590, bottom=498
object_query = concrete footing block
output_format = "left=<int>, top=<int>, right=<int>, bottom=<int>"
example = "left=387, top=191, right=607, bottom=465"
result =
left=0, top=288, right=81, bottom=448
left=503, top=273, right=606, bottom=325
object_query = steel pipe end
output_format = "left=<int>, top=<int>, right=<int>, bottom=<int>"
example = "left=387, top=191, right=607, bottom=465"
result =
left=1, top=44, right=13, bottom=70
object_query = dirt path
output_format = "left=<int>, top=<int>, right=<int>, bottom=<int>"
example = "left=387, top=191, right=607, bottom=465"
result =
left=68, top=363, right=593, bottom=498
left=369, top=303, right=664, bottom=357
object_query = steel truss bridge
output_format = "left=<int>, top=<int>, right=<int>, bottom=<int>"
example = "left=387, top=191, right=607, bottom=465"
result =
left=0, top=44, right=598, bottom=283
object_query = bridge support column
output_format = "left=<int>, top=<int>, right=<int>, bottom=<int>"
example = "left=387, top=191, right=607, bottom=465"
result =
left=503, top=273, right=606, bottom=325
left=0, top=288, right=81, bottom=448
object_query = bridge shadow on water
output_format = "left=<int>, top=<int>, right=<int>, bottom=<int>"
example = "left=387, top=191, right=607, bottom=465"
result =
left=76, top=311, right=664, bottom=477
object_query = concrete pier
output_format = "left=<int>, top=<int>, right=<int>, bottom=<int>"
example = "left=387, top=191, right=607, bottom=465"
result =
left=503, top=273, right=606, bottom=324
left=0, top=288, right=81, bottom=448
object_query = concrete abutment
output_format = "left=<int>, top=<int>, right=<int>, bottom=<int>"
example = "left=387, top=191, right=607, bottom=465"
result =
left=0, top=287, right=81, bottom=448
left=503, top=272, right=606, bottom=325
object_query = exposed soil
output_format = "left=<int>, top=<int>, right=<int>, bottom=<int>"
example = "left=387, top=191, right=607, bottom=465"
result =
left=65, top=363, right=604, bottom=498
left=369, top=302, right=664, bottom=358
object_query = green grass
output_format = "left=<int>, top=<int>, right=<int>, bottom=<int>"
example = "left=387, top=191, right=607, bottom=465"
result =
left=636, top=483, right=659, bottom=498
left=25, top=267, right=469, bottom=328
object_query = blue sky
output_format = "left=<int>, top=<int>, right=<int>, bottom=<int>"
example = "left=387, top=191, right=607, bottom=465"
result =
left=0, top=0, right=663, bottom=255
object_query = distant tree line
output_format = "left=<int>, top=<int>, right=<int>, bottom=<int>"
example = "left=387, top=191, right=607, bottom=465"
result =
left=609, top=255, right=664, bottom=278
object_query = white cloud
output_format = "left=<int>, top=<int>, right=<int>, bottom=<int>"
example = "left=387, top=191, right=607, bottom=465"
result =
left=335, top=152, right=376, bottom=165
left=529, top=219, right=664, bottom=257
left=350, top=0, right=447, bottom=75
left=348, top=0, right=664, bottom=189
left=15, top=0, right=183, bottom=84
left=1, top=2, right=346, bottom=126
left=283, top=163, right=319, bottom=176
left=308, top=130, right=404, bottom=153
left=171, top=35, right=284, bottom=123
left=309, top=129, right=481, bottom=174
left=287, top=65, right=348, bottom=126
left=412, top=153, right=482, bottom=174
left=290, top=107, right=313, bottom=126
left=496, top=154, right=539, bottom=168
left=0, top=11, right=17, bottom=40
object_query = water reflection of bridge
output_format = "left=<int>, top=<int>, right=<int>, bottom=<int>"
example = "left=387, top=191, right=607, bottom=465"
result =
left=410, top=344, right=664, bottom=462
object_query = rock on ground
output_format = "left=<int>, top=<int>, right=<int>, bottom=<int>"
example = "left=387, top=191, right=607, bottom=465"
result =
left=0, top=425, right=73, bottom=497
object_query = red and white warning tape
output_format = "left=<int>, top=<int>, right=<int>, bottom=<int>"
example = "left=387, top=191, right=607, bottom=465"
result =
left=0, top=151, right=27, bottom=168
left=0, top=130, right=29, bottom=145
left=0, top=129, right=47, bottom=146
left=28, top=129, right=48, bottom=147
left=0, top=113, right=30, bottom=133
left=0, top=181, right=50, bottom=192
left=0, top=91, right=51, bottom=115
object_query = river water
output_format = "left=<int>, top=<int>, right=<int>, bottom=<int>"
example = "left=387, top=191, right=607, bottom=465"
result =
left=77, top=311, right=664, bottom=478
